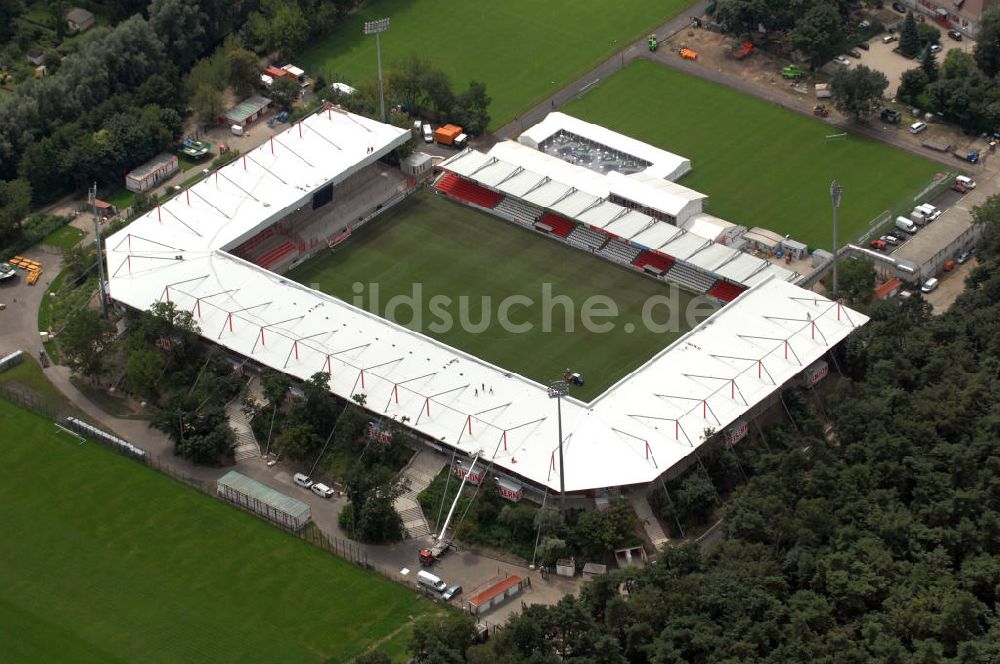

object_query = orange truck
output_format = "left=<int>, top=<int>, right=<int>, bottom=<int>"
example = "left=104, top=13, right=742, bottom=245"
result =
left=433, top=124, right=468, bottom=148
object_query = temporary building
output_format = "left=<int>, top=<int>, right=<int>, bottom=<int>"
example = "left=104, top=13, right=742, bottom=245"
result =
left=224, top=95, right=272, bottom=127
left=434, top=124, right=463, bottom=145
left=743, top=227, right=784, bottom=255
left=217, top=471, right=311, bottom=531
left=125, top=154, right=178, bottom=193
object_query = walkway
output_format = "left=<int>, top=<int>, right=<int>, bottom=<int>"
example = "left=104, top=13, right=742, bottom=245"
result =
left=226, top=377, right=261, bottom=462
left=394, top=448, right=447, bottom=539
left=628, top=491, right=670, bottom=551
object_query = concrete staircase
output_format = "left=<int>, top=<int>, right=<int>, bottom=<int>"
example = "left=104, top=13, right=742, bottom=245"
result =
left=629, top=492, right=669, bottom=552
left=227, top=376, right=261, bottom=462
left=395, top=449, right=447, bottom=540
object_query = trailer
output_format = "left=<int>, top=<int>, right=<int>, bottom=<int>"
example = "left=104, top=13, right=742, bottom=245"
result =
left=952, top=148, right=980, bottom=163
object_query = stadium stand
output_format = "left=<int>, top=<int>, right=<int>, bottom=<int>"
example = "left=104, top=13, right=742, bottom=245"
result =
left=566, top=224, right=610, bottom=252
left=633, top=251, right=675, bottom=275
left=257, top=241, right=297, bottom=270
left=598, top=238, right=642, bottom=265
left=535, top=213, right=576, bottom=237
left=231, top=227, right=276, bottom=257
left=708, top=280, right=746, bottom=303
left=665, top=261, right=716, bottom=292
left=494, top=196, right=542, bottom=226
left=435, top=173, right=503, bottom=209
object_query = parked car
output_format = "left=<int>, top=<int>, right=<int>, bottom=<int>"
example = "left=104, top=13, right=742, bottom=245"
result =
left=442, top=584, right=463, bottom=601
left=892, top=2, right=906, bottom=12
left=880, top=234, right=901, bottom=246
left=883, top=34, right=898, bottom=44
left=311, top=482, right=335, bottom=498
left=833, top=55, right=851, bottom=66
left=930, top=44, right=942, bottom=54
left=846, top=49, right=862, bottom=58
left=888, top=230, right=908, bottom=242
left=955, top=175, right=976, bottom=190
left=870, top=239, right=888, bottom=251
left=293, top=473, right=314, bottom=489
left=955, top=250, right=972, bottom=264
left=857, top=41, right=870, bottom=50
left=910, top=121, right=928, bottom=134
left=921, top=277, right=940, bottom=293
left=948, top=29, right=963, bottom=41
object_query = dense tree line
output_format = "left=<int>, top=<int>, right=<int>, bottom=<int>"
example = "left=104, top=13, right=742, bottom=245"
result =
left=390, top=196, right=1000, bottom=662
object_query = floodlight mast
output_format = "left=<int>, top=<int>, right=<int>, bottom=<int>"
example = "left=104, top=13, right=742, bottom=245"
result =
left=830, top=180, right=843, bottom=299
left=548, top=380, right=570, bottom=515
left=363, top=18, right=390, bottom=122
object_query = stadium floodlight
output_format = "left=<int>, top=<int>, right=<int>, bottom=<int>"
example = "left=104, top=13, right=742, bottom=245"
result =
left=547, top=380, right=570, bottom=515
left=830, top=180, right=842, bottom=299
left=363, top=18, right=391, bottom=123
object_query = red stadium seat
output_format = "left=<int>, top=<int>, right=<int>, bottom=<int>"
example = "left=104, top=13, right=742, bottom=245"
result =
left=708, top=280, right=746, bottom=303
left=435, top=173, right=503, bottom=208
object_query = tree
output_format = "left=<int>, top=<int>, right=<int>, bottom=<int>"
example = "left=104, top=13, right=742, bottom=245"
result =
left=409, top=613, right=478, bottom=664
left=61, top=243, right=95, bottom=285
left=191, top=83, right=225, bottom=125
left=714, top=0, right=771, bottom=37
left=261, top=369, right=291, bottom=407
left=420, top=69, right=454, bottom=118
left=917, top=23, right=941, bottom=48
left=570, top=497, right=639, bottom=560
left=452, top=80, right=491, bottom=136
left=353, top=651, right=391, bottom=664
left=0, top=178, right=32, bottom=245
left=269, top=76, right=300, bottom=113
left=975, top=5, right=1000, bottom=77
left=59, top=309, right=115, bottom=375
left=830, top=65, right=889, bottom=122
left=921, top=47, right=939, bottom=83
left=272, top=423, right=321, bottom=461
left=149, top=0, right=208, bottom=69
left=791, top=3, right=844, bottom=69
left=898, top=68, right=929, bottom=104
left=900, top=12, right=921, bottom=58
left=125, top=349, right=166, bottom=399
left=837, top=257, right=876, bottom=307
left=388, top=53, right=428, bottom=113
left=675, top=471, right=718, bottom=526
left=227, top=47, right=261, bottom=98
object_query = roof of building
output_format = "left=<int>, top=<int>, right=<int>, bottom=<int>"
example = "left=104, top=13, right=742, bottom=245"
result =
left=468, top=576, right=523, bottom=607
left=106, top=109, right=866, bottom=494
left=218, top=471, right=311, bottom=520
left=894, top=204, right=974, bottom=266
left=127, top=153, right=177, bottom=181
left=66, top=7, right=94, bottom=23
left=519, top=112, right=691, bottom=181
left=225, top=95, right=272, bottom=123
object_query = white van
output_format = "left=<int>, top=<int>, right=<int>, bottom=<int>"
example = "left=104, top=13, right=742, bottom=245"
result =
left=422, top=124, right=433, bottom=143
left=231, top=124, right=245, bottom=137
left=895, top=216, right=918, bottom=234
left=293, top=473, right=313, bottom=489
left=416, top=570, right=447, bottom=592
left=311, top=483, right=335, bottom=498
left=914, top=203, right=941, bottom=221
left=910, top=121, right=927, bottom=134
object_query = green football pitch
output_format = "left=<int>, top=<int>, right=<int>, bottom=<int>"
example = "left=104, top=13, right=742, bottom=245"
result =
left=0, top=399, right=433, bottom=663
left=287, top=192, right=712, bottom=402
left=565, top=60, right=944, bottom=250
left=298, top=0, right=692, bottom=129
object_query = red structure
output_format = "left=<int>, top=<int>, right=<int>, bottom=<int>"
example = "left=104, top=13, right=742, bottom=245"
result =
left=707, top=280, right=746, bottom=303
left=536, top=212, right=576, bottom=238
left=633, top=251, right=675, bottom=274
left=435, top=173, right=503, bottom=208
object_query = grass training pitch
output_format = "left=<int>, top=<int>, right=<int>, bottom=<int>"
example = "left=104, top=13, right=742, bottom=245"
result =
left=287, top=192, right=710, bottom=402
left=298, top=0, right=691, bottom=128
left=565, top=60, right=943, bottom=249
left=0, top=399, right=434, bottom=663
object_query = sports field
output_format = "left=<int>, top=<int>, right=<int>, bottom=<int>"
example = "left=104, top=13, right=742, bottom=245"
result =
left=565, top=60, right=943, bottom=249
left=287, top=192, right=710, bottom=401
left=0, top=399, right=433, bottom=663
left=298, top=0, right=691, bottom=128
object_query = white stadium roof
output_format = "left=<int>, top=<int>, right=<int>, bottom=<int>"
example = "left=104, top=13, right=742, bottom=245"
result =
left=518, top=112, right=692, bottom=181
left=106, top=108, right=867, bottom=494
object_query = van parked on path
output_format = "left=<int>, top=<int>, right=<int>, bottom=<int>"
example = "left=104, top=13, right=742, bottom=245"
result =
left=417, top=570, right=447, bottom=593
left=895, top=216, right=918, bottom=234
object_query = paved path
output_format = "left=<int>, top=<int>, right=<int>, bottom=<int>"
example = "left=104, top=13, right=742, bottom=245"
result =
left=395, top=449, right=446, bottom=539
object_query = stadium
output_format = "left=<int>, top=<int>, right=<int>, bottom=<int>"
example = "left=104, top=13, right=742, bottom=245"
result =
left=105, top=105, right=868, bottom=503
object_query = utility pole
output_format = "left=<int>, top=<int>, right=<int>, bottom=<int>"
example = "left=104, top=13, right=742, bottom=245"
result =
left=364, top=18, right=391, bottom=123
left=830, top=180, right=842, bottom=299
left=547, top=379, right=570, bottom=515
left=90, top=183, right=108, bottom=318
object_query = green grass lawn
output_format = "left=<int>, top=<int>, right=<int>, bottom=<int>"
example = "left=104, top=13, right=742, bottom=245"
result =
left=0, top=399, right=435, bottom=663
left=564, top=60, right=944, bottom=249
left=297, top=0, right=692, bottom=128
left=286, top=192, right=708, bottom=401
left=41, top=224, right=84, bottom=249
left=103, top=187, right=137, bottom=211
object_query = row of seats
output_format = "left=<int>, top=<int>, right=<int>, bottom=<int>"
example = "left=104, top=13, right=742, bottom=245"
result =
left=232, top=226, right=276, bottom=256
left=566, top=224, right=609, bottom=251
left=535, top=213, right=576, bottom=238
left=435, top=173, right=503, bottom=209
left=665, top=261, right=717, bottom=292
left=257, top=241, right=297, bottom=269
left=494, top=196, right=541, bottom=226
left=598, top=239, right=642, bottom=265
left=708, top=280, right=746, bottom=303
left=633, top=251, right=676, bottom=274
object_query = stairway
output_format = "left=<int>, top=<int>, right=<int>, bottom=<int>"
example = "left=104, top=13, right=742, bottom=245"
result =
left=394, top=449, right=448, bottom=540
left=227, top=376, right=261, bottom=462
left=629, top=492, right=670, bottom=552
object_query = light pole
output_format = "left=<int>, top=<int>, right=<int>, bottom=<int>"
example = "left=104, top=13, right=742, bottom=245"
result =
left=89, top=182, right=108, bottom=318
left=830, top=180, right=842, bottom=299
left=363, top=18, right=390, bottom=122
left=547, top=379, right=570, bottom=515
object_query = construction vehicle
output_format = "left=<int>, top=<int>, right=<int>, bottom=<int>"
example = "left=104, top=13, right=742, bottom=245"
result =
left=729, top=41, right=753, bottom=60
left=782, top=65, right=805, bottom=79
left=648, top=35, right=658, bottom=52
left=418, top=453, right=481, bottom=567
left=812, top=104, right=829, bottom=117
left=880, top=108, right=902, bottom=124
left=679, top=48, right=698, bottom=60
